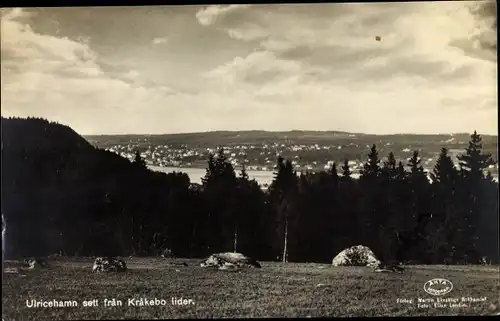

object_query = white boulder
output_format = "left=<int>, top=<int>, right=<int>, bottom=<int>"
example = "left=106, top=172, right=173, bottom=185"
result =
left=92, top=257, right=127, bottom=273
left=218, top=262, right=239, bottom=271
left=23, top=258, right=49, bottom=269
left=332, top=245, right=380, bottom=267
left=161, top=248, right=174, bottom=258
left=201, top=252, right=261, bottom=269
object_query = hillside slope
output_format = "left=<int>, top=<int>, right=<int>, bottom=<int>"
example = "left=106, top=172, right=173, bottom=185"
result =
left=1, top=117, right=167, bottom=257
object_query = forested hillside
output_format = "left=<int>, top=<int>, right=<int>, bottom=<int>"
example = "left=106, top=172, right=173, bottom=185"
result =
left=2, top=117, right=498, bottom=264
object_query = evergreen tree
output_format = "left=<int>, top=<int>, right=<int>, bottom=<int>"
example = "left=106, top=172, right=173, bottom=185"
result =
left=199, top=147, right=238, bottom=253
left=268, top=156, right=298, bottom=263
left=430, top=148, right=458, bottom=186
left=428, top=147, right=462, bottom=263
left=361, top=144, right=381, bottom=182
left=358, top=145, right=384, bottom=258
left=407, top=150, right=431, bottom=218
left=381, top=152, right=397, bottom=180
left=457, top=131, right=495, bottom=181
left=133, top=150, right=147, bottom=169
left=408, top=151, right=427, bottom=181
left=215, top=147, right=236, bottom=181
left=240, top=165, right=249, bottom=180
left=328, top=162, right=338, bottom=178
left=328, top=162, right=339, bottom=188
left=233, top=165, right=263, bottom=255
left=456, top=131, right=496, bottom=263
left=340, top=159, right=352, bottom=182
left=378, top=152, right=400, bottom=263
left=396, top=161, right=407, bottom=181
left=395, top=152, right=430, bottom=262
left=201, top=153, right=216, bottom=186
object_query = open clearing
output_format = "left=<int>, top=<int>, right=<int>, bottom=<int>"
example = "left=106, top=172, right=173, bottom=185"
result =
left=2, top=258, right=499, bottom=320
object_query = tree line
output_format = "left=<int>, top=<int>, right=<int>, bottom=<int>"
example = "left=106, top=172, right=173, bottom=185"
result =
left=1, top=117, right=498, bottom=264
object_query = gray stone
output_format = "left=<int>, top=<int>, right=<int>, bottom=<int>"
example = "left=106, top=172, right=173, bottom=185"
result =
left=92, top=257, right=127, bottom=273
left=201, top=252, right=261, bottom=269
left=332, top=245, right=380, bottom=267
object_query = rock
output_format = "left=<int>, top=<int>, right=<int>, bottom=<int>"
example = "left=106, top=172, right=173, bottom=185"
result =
left=92, top=257, right=127, bottom=273
left=201, top=252, right=261, bottom=269
left=373, top=262, right=405, bottom=273
left=332, top=245, right=380, bottom=267
left=160, top=248, right=174, bottom=259
left=218, top=262, right=239, bottom=271
left=23, top=258, right=49, bottom=269
left=479, top=256, right=491, bottom=265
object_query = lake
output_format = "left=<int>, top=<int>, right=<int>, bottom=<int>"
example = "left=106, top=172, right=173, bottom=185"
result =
left=148, top=165, right=498, bottom=185
left=147, top=166, right=362, bottom=186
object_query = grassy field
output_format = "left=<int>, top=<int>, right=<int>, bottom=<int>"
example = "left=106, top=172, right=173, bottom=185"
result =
left=2, top=257, right=499, bottom=320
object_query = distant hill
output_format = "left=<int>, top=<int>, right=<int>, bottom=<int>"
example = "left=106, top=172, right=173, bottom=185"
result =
left=84, top=130, right=498, bottom=164
left=85, top=130, right=497, bottom=146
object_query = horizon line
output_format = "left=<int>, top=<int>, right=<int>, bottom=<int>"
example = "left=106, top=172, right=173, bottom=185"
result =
left=82, top=129, right=497, bottom=137
left=1, top=116, right=496, bottom=137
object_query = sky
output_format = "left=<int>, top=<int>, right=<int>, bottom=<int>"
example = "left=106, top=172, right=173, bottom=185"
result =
left=0, top=2, right=497, bottom=135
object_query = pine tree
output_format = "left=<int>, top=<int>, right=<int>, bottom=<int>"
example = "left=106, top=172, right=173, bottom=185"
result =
left=407, top=150, right=431, bottom=215
left=457, top=131, right=495, bottom=181
left=328, top=162, right=339, bottom=187
left=396, top=161, right=407, bottom=181
left=408, top=151, right=427, bottom=180
left=201, top=153, right=216, bottom=186
left=456, top=131, right=496, bottom=263
left=403, top=151, right=431, bottom=261
left=358, top=145, right=384, bottom=258
left=377, top=152, right=400, bottom=263
left=430, top=148, right=457, bottom=186
left=429, top=147, right=461, bottom=263
left=133, top=150, right=147, bottom=169
left=385, top=152, right=397, bottom=169
left=381, top=152, right=397, bottom=180
left=268, top=157, right=298, bottom=263
left=340, top=159, right=352, bottom=182
left=234, top=165, right=248, bottom=253
left=361, top=144, right=381, bottom=182
left=199, top=147, right=238, bottom=253
left=240, top=165, right=249, bottom=180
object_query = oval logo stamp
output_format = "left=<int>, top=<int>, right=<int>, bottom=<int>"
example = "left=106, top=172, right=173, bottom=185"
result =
left=424, top=278, right=453, bottom=296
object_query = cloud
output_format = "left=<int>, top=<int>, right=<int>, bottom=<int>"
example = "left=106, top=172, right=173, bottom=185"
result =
left=199, top=3, right=496, bottom=84
left=195, top=5, right=250, bottom=27
left=152, top=37, right=168, bottom=45
left=204, top=51, right=306, bottom=86
left=197, top=2, right=497, bottom=134
left=0, top=8, right=177, bottom=134
left=1, top=5, right=497, bottom=135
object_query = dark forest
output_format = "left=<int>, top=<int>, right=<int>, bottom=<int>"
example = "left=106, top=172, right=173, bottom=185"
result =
left=1, top=117, right=498, bottom=265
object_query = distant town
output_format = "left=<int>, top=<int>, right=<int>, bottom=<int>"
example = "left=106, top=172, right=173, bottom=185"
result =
left=87, top=134, right=499, bottom=180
